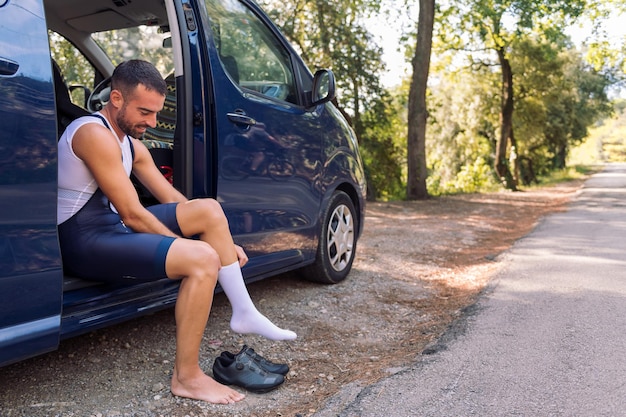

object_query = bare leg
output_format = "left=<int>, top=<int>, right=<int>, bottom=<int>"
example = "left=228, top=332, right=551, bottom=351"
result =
left=176, top=199, right=296, bottom=340
left=176, top=199, right=239, bottom=263
left=166, top=239, right=245, bottom=404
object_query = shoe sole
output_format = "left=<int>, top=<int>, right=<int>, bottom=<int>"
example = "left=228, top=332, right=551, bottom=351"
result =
left=213, top=370, right=284, bottom=394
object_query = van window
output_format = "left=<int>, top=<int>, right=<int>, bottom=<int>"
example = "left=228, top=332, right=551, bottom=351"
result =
left=91, top=27, right=174, bottom=76
left=49, top=32, right=95, bottom=108
left=205, top=0, right=297, bottom=104
left=50, top=26, right=174, bottom=96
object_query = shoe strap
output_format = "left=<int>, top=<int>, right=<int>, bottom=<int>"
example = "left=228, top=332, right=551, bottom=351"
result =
left=237, top=353, right=269, bottom=376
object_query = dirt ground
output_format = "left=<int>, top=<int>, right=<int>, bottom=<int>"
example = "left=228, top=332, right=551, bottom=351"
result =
left=0, top=180, right=584, bottom=417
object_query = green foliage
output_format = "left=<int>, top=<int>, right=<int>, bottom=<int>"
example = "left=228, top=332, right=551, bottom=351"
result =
left=428, top=156, right=500, bottom=195
left=428, top=0, right=591, bottom=190
left=577, top=1, right=626, bottom=88
left=510, top=34, right=612, bottom=179
left=400, top=20, right=613, bottom=195
left=359, top=88, right=407, bottom=200
left=479, top=164, right=583, bottom=192
left=422, top=67, right=500, bottom=195
left=91, top=27, right=173, bottom=75
left=49, top=32, right=94, bottom=87
left=528, top=165, right=600, bottom=188
left=569, top=101, right=626, bottom=164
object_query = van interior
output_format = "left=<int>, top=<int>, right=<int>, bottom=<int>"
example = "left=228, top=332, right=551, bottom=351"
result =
left=44, top=0, right=325, bottom=294
left=45, top=0, right=181, bottom=291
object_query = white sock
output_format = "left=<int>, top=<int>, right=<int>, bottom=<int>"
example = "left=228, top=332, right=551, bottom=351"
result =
left=217, top=262, right=297, bottom=341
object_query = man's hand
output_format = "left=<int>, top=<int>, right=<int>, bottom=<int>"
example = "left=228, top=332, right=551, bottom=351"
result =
left=235, top=244, right=248, bottom=268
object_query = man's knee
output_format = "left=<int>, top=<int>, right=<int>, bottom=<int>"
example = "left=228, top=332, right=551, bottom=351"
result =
left=193, top=198, right=228, bottom=228
left=190, top=241, right=220, bottom=271
left=176, top=198, right=229, bottom=237
left=200, top=198, right=225, bottom=216
left=168, top=240, right=220, bottom=280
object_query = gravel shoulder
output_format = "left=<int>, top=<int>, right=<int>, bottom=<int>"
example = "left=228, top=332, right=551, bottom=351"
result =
left=0, top=181, right=583, bottom=417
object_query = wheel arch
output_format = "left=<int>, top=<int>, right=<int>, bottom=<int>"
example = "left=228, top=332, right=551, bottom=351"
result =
left=332, top=181, right=365, bottom=239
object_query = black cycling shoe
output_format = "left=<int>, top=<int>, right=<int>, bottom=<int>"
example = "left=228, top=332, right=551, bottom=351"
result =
left=212, top=352, right=284, bottom=394
left=220, top=345, right=290, bottom=376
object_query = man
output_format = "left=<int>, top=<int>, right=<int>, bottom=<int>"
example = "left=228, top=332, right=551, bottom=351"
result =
left=57, top=60, right=296, bottom=404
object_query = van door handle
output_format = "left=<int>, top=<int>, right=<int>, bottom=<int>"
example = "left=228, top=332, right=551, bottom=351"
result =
left=0, top=57, right=19, bottom=76
left=227, top=112, right=257, bottom=126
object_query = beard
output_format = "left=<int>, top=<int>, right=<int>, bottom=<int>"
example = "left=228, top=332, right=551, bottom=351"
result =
left=116, top=105, right=148, bottom=139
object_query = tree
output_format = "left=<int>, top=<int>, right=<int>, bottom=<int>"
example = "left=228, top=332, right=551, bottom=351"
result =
left=360, top=86, right=408, bottom=200
left=577, top=1, right=626, bottom=95
left=441, top=0, right=587, bottom=190
left=511, top=36, right=612, bottom=180
left=406, top=0, right=435, bottom=200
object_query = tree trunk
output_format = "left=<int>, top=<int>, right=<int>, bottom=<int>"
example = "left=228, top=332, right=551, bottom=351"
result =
left=510, top=128, right=519, bottom=185
left=407, top=0, right=435, bottom=200
left=554, top=142, right=567, bottom=169
left=352, top=74, right=363, bottom=139
left=495, top=47, right=517, bottom=191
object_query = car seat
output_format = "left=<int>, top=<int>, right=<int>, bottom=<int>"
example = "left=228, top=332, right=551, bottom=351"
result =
left=52, top=59, right=89, bottom=137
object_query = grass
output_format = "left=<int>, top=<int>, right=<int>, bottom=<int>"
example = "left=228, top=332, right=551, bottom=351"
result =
left=531, top=165, right=603, bottom=188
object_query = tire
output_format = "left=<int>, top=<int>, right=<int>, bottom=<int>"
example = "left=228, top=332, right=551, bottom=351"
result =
left=302, top=191, right=358, bottom=284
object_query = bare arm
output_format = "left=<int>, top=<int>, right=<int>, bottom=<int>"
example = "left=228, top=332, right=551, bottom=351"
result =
left=71, top=123, right=178, bottom=237
left=130, top=138, right=188, bottom=204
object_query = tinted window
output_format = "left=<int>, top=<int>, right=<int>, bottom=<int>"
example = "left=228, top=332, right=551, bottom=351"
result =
left=49, top=32, right=94, bottom=108
left=49, top=27, right=174, bottom=97
left=205, top=0, right=297, bottom=104
left=91, top=27, right=174, bottom=75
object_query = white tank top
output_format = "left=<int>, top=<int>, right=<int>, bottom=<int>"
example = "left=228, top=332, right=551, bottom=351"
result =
left=57, top=113, right=134, bottom=224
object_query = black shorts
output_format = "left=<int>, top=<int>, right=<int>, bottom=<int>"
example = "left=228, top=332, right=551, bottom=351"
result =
left=58, top=189, right=181, bottom=283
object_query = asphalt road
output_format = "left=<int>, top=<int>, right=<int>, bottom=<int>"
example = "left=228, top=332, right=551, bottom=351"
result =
left=316, top=163, right=626, bottom=417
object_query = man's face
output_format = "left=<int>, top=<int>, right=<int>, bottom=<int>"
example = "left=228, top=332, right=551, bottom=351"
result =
left=116, top=84, right=165, bottom=139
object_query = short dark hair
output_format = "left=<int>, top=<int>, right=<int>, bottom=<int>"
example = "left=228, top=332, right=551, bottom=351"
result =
left=111, top=60, right=167, bottom=99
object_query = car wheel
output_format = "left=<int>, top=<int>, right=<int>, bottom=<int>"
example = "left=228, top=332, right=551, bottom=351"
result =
left=302, top=190, right=357, bottom=284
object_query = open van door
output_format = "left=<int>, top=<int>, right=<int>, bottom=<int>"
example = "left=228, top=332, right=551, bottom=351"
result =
left=199, top=0, right=328, bottom=274
left=0, top=0, right=63, bottom=366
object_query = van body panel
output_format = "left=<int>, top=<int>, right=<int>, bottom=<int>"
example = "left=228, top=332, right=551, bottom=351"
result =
left=60, top=279, right=181, bottom=339
left=0, top=0, right=63, bottom=366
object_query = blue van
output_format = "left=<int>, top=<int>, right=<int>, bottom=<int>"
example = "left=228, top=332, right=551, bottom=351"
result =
left=0, top=0, right=366, bottom=366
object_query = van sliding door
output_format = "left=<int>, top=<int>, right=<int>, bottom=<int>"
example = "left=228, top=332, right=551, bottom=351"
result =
left=200, top=0, right=323, bottom=277
left=0, top=0, right=63, bottom=366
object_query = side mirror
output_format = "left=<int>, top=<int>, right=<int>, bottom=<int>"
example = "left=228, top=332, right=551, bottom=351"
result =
left=309, top=69, right=336, bottom=109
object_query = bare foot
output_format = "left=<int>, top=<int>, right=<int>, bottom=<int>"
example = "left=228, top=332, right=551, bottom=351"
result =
left=171, top=367, right=245, bottom=404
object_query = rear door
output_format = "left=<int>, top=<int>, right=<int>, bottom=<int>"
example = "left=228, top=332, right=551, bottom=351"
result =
left=199, top=0, right=326, bottom=274
left=0, top=0, right=63, bottom=365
